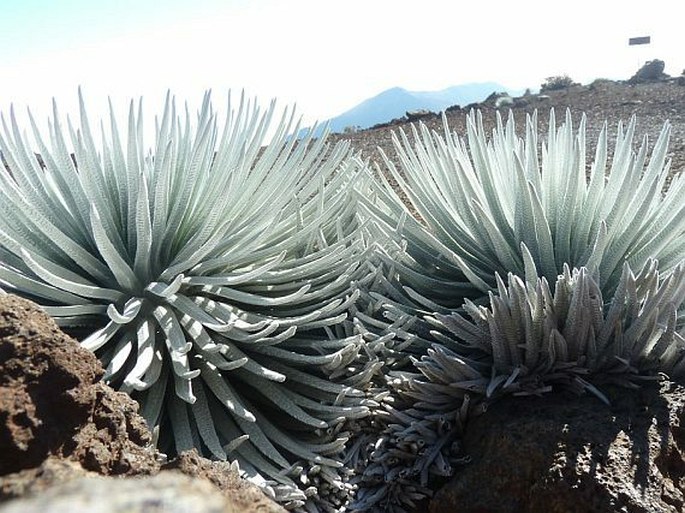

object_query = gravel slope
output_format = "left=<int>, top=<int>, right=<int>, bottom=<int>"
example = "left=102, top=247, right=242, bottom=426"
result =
left=334, top=79, right=685, bottom=179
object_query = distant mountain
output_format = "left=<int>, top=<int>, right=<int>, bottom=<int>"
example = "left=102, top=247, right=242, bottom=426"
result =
left=323, top=83, right=522, bottom=133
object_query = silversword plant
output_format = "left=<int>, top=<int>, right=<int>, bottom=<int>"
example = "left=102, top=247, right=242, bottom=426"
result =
left=363, top=109, right=685, bottom=313
left=349, top=109, right=685, bottom=511
left=0, top=90, right=374, bottom=509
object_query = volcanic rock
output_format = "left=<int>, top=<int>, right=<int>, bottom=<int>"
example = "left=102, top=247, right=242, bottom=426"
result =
left=630, top=59, right=669, bottom=83
left=0, top=294, right=284, bottom=512
left=429, top=381, right=685, bottom=513
left=0, top=294, right=158, bottom=479
left=0, top=472, right=239, bottom=513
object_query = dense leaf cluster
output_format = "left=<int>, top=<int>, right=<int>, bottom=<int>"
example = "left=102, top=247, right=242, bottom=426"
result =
left=1, top=93, right=683, bottom=512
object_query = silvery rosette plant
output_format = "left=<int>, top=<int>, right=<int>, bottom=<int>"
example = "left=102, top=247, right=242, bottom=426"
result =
left=362, top=109, right=685, bottom=314
left=348, top=109, right=685, bottom=511
left=0, top=90, right=377, bottom=509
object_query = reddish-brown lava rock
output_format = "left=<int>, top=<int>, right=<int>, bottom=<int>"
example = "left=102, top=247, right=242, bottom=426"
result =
left=0, top=294, right=159, bottom=485
left=0, top=294, right=284, bottom=512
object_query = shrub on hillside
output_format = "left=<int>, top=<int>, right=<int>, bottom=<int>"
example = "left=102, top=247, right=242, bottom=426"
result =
left=540, top=74, right=578, bottom=92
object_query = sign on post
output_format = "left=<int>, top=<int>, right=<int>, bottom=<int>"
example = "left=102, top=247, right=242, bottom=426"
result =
left=629, top=36, right=651, bottom=45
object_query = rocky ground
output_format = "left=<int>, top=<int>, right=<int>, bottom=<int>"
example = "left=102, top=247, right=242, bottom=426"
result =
left=334, top=78, right=685, bottom=181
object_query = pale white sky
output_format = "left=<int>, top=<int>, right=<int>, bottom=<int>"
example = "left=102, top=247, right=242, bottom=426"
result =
left=1, top=0, right=682, bottom=135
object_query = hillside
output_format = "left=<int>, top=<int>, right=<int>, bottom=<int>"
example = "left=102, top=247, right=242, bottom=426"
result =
left=334, top=79, right=685, bottom=178
left=325, top=82, right=520, bottom=133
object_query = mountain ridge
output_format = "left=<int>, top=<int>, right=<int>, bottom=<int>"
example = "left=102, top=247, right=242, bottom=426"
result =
left=323, top=82, right=523, bottom=133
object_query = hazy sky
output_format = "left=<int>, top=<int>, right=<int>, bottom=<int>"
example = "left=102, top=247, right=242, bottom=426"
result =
left=1, top=0, right=682, bottom=132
